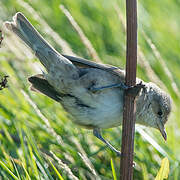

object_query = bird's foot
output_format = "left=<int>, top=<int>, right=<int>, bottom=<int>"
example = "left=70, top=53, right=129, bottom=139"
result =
left=126, top=81, right=145, bottom=98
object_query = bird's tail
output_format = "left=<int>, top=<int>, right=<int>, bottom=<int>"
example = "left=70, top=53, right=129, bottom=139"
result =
left=4, top=12, right=77, bottom=75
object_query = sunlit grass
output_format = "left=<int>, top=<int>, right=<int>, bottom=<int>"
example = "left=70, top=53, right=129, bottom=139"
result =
left=0, top=0, right=179, bottom=179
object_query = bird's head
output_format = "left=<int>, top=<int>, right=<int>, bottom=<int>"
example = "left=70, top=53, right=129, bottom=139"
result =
left=137, top=82, right=172, bottom=140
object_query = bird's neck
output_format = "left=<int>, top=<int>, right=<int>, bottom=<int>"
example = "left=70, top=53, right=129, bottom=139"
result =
left=135, top=84, right=152, bottom=125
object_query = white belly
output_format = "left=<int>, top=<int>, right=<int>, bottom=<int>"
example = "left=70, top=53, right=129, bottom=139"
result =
left=62, top=88, right=124, bottom=129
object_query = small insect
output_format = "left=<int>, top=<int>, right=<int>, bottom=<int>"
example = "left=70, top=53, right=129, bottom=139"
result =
left=0, top=30, right=3, bottom=47
left=0, top=75, right=9, bottom=90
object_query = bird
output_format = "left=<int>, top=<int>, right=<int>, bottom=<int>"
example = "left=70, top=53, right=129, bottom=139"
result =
left=4, top=12, right=172, bottom=155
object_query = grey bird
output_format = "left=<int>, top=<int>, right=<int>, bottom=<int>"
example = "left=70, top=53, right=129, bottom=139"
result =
left=4, top=12, right=172, bottom=155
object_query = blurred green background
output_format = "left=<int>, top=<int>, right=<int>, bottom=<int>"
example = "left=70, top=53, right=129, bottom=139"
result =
left=0, top=0, right=179, bottom=179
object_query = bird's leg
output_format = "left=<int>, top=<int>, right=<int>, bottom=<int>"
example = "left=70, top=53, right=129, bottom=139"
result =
left=89, top=81, right=145, bottom=97
left=89, top=82, right=129, bottom=92
left=93, top=128, right=121, bottom=156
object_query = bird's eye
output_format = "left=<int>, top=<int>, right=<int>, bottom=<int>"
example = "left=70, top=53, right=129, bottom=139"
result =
left=157, top=110, right=163, bottom=117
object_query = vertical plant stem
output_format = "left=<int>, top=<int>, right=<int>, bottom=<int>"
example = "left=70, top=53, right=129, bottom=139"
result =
left=120, top=0, right=137, bottom=179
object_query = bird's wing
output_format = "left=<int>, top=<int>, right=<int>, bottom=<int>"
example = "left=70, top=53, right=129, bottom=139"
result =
left=28, top=74, right=62, bottom=102
left=62, top=55, right=125, bottom=80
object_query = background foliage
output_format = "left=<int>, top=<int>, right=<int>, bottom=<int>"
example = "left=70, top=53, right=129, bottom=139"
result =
left=0, top=0, right=179, bottom=179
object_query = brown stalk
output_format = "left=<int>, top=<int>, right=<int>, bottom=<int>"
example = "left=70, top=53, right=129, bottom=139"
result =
left=120, top=0, right=137, bottom=179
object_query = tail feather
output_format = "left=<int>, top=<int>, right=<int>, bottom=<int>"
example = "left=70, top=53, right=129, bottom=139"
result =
left=4, top=12, right=78, bottom=76
left=6, top=13, right=52, bottom=51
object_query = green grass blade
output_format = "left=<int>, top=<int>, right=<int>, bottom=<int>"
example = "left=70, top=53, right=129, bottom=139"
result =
left=49, top=159, right=64, bottom=180
left=111, top=159, right=117, bottom=180
left=0, top=160, right=19, bottom=180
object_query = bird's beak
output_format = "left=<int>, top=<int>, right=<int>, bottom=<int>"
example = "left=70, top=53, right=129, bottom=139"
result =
left=157, top=120, right=167, bottom=141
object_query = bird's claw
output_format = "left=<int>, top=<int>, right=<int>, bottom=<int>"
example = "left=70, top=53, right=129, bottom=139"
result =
left=126, top=81, right=145, bottom=98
